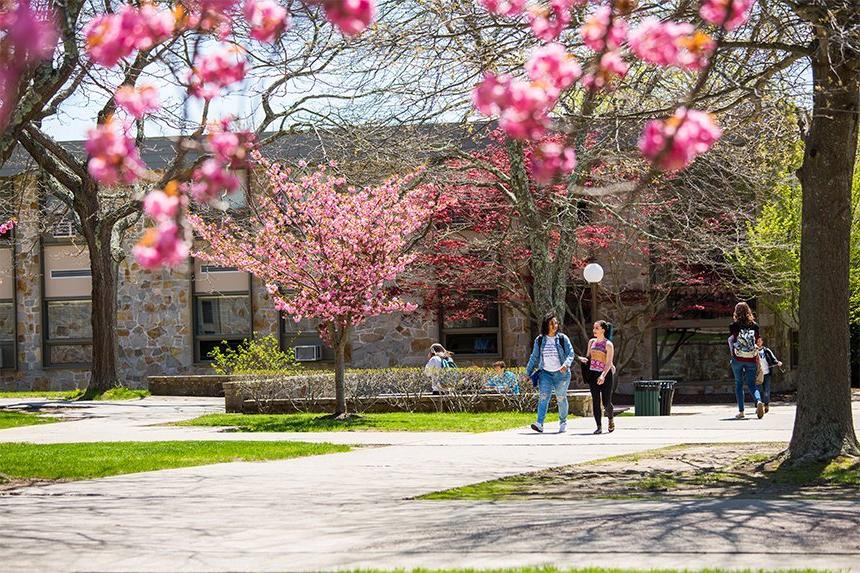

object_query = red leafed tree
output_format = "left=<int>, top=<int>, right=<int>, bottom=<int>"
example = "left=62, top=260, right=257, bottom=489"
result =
left=418, top=129, right=752, bottom=373
left=191, top=160, right=436, bottom=416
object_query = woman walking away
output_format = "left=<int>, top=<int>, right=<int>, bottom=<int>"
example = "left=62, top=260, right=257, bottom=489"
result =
left=729, top=302, right=765, bottom=419
left=579, top=320, right=615, bottom=434
left=526, top=313, right=576, bottom=433
left=425, top=343, right=456, bottom=395
left=756, top=336, right=783, bottom=414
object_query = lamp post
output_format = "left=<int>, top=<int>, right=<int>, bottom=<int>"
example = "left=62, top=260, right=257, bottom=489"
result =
left=583, top=262, right=604, bottom=322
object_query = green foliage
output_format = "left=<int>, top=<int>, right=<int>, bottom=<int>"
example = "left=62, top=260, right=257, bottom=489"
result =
left=735, top=142, right=860, bottom=326
left=0, top=411, right=59, bottom=430
left=209, top=335, right=300, bottom=375
left=177, top=411, right=555, bottom=433
left=0, top=441, right=350, bottom=480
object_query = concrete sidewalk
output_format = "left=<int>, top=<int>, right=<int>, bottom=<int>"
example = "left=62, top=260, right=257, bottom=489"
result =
left=0, top=397, right=858, bottom=572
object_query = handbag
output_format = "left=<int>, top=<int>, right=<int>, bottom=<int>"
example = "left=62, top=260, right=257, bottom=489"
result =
left=755, top=358, right=764, bottom=386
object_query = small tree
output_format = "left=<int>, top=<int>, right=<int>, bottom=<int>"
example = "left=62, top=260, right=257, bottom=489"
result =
left=191, top=160, right=435, bottom=416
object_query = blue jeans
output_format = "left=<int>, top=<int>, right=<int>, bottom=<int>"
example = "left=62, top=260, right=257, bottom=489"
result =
left=536, top=369, right=570, bottom=425
left=761, top=372, right=772, bottom=405
left=731, top=359, right=761, bottom=411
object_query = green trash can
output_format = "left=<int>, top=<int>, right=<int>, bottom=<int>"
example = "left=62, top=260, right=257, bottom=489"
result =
left=634, top=380, right=661, bottom=416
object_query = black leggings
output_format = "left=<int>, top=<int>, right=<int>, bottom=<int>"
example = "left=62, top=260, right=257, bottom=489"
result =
left=587, top=370, right=614, bottom=427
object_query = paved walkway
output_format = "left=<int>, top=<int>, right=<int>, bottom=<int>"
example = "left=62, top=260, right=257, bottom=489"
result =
left=1, top=396, right=859, bottom=572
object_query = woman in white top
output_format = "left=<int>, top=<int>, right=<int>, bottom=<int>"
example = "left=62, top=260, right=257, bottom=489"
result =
left=425, top=343, right=456, bottom=394
left=525, top=313, right=576, bottom=433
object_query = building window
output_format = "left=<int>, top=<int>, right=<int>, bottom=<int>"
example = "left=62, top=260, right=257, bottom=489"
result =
left=192, top=257, right=252, bottom=362
left=654, top=327, right=734, bottom=383
left=441, top=291, right=501, bottom=356
left=280, top=315, right=333, bottom=362
left=0, top=245, right=15, bottom=369
left=43, top=244, right=92, bottom=367
left=790, top=328, right=799, bottom=370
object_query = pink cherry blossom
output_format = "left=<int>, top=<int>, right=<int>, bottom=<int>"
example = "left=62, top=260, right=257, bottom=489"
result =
left=0, top=0, right=57, bottom=127
left=700, top=0, right=755, bottom=31
left=473, top=74, right=557, bottom=140
left=638, top=108, right=722, bottom=171
left=188, top=44, right=247, bottom=100
left=527, top=0, right=575, bottom=42
left=479, top=0, right=526, bottom=17
left=114, top=84, right=161, bottom=119
left=186, top=158, right=241, bottom=203
left=498, top=81, right=554, bottom=140
left=142, top=183, right=183, bottom=221
left=472, top=73, right=514, bottom=116
left=582, top=50, right=628, bottom=90
left=629, top=19, right=715, bottom=70
left=2, top=0, right=57, bottom=66
left=244, top=0, right=289, bottom=42
left=135, top=4, right=175, bottom=49
left=85, top=119, right=146, bottom=186
left=580, top=5, right=627, bottom=52
left=0, top=218, right=16, bottom=237
left=530, top=142, right=576, bottom=183
left=84, top=5, right=174, bottom=67
left=525, top=43, right=582, bottom=91
left=190, top=160, right=434, bottom=336
left=320, top=0, right=375, bottom=36
left=207, top=119, right=256, bottom=167
left=133, top=221, right=190, bottom=269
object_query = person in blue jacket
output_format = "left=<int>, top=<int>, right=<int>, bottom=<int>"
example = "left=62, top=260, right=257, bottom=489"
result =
left=526, top=312, right=576, bottom=433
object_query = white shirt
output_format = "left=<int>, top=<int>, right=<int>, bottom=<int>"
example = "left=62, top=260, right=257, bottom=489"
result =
left=541, top=335, right=562, bottom=372
left=758, top=350, right=770, bottom=375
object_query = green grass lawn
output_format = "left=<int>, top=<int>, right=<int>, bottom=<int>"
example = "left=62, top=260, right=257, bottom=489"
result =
left=0, top=441, right=350, bottom=481
left=0, top=387, right=150, bottom=401
left=0, top=411, right=59, bottom=430
left=0, top=390, right=80, bottom=399
left=177, top=412, right=556, bottom=433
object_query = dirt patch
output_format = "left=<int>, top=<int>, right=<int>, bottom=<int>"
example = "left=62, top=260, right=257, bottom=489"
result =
left=0, top=474, right=60, bottom=493
left=422, top=442, right=860, bottom=501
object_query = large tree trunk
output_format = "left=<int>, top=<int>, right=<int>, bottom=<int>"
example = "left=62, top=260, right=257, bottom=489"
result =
left=789, top=28, right=860, bottom=462
left=82, top=224, right=121, bottom=398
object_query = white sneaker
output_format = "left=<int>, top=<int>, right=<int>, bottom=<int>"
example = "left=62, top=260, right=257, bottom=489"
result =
left=559, top=421, right=567, bottom=433
left=735, top=411, right=745, bottom=419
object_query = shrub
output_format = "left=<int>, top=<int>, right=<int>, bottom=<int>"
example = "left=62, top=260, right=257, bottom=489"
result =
left=209, top=335, right=300, bottom=375
left=233, top=366, right=538, bottom=413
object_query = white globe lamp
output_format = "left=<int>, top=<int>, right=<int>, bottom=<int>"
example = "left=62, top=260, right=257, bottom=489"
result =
left=583, top=262, right=604, bottom=284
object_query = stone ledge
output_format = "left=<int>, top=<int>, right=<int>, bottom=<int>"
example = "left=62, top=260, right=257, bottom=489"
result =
left=149, top=374, right=282, bottom=397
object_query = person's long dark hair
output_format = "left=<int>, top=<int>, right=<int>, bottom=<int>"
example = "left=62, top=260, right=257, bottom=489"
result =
left=733, top=302, right=756, bottom=326
left=596, top=320, right=614, bottom=341
left=540, top=313, right=558, bottom=336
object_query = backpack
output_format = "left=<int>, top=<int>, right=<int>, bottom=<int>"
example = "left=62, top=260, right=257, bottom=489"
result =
left=733, top=326, right=758, bottom=359
left=441, top=357, right=457, bottom=369
left=528, top=335, right=544, bottom=388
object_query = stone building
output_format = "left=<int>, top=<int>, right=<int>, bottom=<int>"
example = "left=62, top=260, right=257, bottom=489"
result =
left=0, top=135, right=799, bottom=394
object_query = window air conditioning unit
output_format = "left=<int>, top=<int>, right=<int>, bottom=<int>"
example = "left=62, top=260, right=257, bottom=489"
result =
left=294, top=345, right=321, bottom=362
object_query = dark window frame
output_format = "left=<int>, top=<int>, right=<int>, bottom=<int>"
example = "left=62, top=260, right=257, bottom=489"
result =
left=440, top=290, right=502, bottom=358
left=191, top=257, right=254, bottom=364
left=0, top=235, right=17, bottom=371
left=41, top=238, right=92, bottom=368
